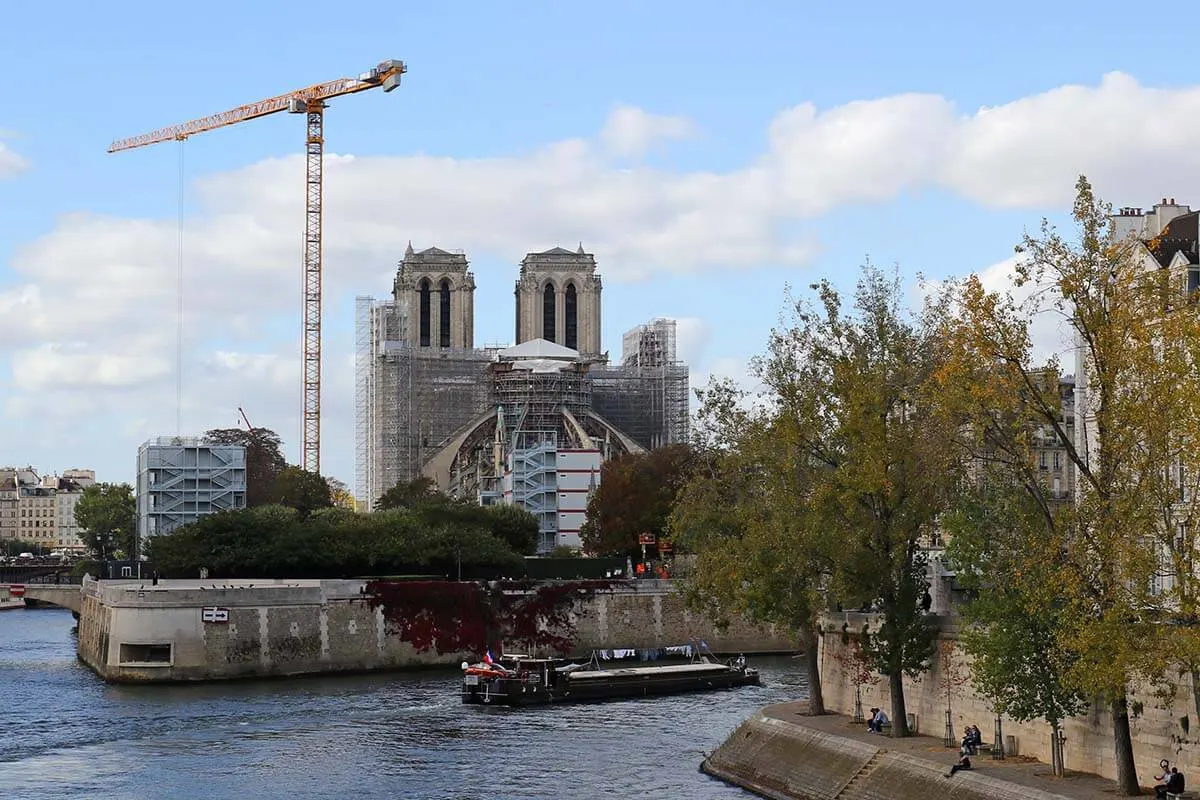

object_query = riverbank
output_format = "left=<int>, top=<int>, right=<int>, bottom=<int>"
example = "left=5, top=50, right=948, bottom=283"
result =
left=702, top=704, right=1134, bottom=800
left=78, top=577, right=795, bottom=683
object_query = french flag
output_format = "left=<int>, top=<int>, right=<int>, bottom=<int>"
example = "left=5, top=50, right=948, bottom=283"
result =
left=483, top=649, right=496, bottom=665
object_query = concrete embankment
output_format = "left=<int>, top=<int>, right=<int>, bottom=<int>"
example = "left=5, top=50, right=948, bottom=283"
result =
left=702, top=705, right=1118, bottom=800
left=77, top=577, right=794, bottom=683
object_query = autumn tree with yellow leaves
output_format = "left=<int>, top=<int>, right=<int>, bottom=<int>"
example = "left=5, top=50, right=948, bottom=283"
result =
left=673, top=266, right=961, bottom=730
left=937, top=176, right=1200, bottom=794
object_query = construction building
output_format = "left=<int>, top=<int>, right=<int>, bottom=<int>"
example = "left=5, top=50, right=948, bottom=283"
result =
left=356, top=245, right=689, bottom=551
left=136, top=438, right=247, bottom=544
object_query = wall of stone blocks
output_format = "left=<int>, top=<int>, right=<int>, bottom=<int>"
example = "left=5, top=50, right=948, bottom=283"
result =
left=818, top=612, right=1200, bottom=785
left=77, top=579, right=796, bottom=683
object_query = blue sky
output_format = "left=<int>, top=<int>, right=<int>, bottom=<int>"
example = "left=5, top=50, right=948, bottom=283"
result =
left=3, top=0, right=1200, bottom=490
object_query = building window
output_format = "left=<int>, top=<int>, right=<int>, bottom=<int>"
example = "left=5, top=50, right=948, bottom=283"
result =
left=543, top=283, right=556, bottom=342
left=565, top=283, right=578, bottom=351
left=1039, top=451, right=1048, bottom=470
left=1052, top=451, right=1061, bottom=470
left=439, top=279, right=452, bottom=348
left=418, top=278, right=431, bottom=347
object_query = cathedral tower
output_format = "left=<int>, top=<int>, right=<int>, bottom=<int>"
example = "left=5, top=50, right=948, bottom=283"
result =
left=392, top=243, right=476, bottom=349
left=513, top=245, right=602, bottom=355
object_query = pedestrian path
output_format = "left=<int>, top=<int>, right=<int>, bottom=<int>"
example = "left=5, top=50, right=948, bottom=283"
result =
left=763, top=703, right=1148, bottom=798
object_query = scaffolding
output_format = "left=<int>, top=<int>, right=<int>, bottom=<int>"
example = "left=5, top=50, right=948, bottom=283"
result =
left=593, top=318, right=691, bottom=450
left=356, top=282, right=691, bottom=509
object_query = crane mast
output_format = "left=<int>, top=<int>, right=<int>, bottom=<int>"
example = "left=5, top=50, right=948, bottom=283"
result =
left=109, top=59, right=407, bottom=475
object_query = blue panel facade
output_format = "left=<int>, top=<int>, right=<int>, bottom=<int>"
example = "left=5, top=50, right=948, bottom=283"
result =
left=136, top=438, right=248, bottom=543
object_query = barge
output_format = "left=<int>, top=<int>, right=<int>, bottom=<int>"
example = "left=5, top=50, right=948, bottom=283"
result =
left=461, top=645, right=760, bottom=706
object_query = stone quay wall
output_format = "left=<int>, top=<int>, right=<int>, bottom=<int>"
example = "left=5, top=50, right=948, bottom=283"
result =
left=77, top=578, right=795, bottom=683
left=818, top=611, right=1200, bottom=786
left=703, top=710, right=1076, bottom=800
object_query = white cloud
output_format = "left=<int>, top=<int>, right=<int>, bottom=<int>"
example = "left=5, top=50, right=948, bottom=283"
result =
left=600, top=106, right=697, bottom=157
left=0, top=136, right=29, bottom=179
left=5, top=73, right=1200, bottom=479
left=672, top=317, right=711, bottom=366
left=919, top=256, right=1074, bottom=369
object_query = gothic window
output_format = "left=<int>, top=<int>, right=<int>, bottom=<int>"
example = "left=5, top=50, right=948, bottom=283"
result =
left=565, top=283, right=578, bottom=350
left=439, top=279, right=452, bottom=348
left=543, top=283, right=556, bottom=342
left=418, top=278, right=431, bottom=347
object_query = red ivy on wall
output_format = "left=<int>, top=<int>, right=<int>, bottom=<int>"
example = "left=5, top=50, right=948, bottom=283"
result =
left=365, top=579, right=614, bottom=656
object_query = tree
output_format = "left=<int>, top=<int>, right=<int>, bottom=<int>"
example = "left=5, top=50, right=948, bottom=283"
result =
left=581, top=444, right=693, bottom=557
left=272, top=467, right=333, bottom=517
left=204, top=426, right=287, bottom=507
left=756, top=267, right=956, bottom=736
left=937, top=176, right=1200, bottom=794
left=942, top=480, right=1089, bottom=776
left=0, top=538, right=40, bottom=557
left=478, top=504, right=539, bottom=556
left=326, top=477, right=356, bottom=510
left=375, top=476, right=446, bottom=511
left=671, top=378, right=833, bottom=715
left=75, top=483, right=136, bottom=560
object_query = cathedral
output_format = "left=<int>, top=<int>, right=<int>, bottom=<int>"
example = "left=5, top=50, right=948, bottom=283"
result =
left=355, top=245, right=689, bottom=552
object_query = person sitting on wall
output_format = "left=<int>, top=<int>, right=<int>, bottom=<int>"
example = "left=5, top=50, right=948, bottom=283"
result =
left=945, top=753, right=972, bottom=778
left=867, top=708, right=889, bottom=733
left=1155, top=759, right=1171, bottom=800
left=1166, top=767, right=1185, bottom=798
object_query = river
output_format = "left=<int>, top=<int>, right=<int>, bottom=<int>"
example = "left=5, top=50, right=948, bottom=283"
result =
left=0, top=607, right=809, bottom=799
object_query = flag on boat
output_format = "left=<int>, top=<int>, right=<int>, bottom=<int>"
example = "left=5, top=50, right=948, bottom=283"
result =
left=483, top=649, right=496, bottom=665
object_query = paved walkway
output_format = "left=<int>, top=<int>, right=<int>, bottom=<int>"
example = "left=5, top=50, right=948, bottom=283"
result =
left=764, top=703, right=1155, bottom=798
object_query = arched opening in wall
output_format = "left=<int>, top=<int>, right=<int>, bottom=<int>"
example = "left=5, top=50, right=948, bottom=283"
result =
left=543, top=283, right=556, bottom=342
left=564, top=283, right=578, bottom=351
left=418, top=278, right=431, bottom=347
left=439, top=279, right=452, bottom=348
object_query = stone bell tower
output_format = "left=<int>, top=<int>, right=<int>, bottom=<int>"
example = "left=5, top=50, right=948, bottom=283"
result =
left=513, top=245, right=602, bottom=355
left=392, top=242, right=476, bottom=349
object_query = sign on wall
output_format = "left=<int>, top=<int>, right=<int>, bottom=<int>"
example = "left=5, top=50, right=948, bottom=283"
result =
left=201, top=607, right=230, bottom=624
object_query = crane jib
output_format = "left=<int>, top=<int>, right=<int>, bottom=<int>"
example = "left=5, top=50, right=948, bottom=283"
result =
left=106, top=59, right=406, bottom=475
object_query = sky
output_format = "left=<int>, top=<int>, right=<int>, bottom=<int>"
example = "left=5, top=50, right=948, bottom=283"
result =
left=4, top=0, right=1200, bottom=489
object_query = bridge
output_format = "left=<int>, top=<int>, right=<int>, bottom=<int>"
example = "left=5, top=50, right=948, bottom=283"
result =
left=20, top=584, right=82, bottom=613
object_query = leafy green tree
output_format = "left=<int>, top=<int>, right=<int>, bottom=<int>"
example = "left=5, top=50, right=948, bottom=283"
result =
left=946, top=485, right=1086, bottom=775
left=271, top=466, right=333, bottom=517
left=938, top=177, right=1199, bottom=793
left=375, top=476, right=446, bottom=511
left=581, top=444, right=693, bottom=557
left=477, top=504, right=539, bottom=556
left=0, top=538, right=40, bottom=557
left=147, top=503, right=525, bottom=579
left=75, top=483, right=136, bottom=560
left=672, top=378, right=834, bottom=715
left=204, top=426, right=287, bottom=507
left=756, top=266, right=958, bottom=736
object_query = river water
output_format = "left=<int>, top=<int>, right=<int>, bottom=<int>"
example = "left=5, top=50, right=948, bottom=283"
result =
left=1, top=607, right=809, bottom=799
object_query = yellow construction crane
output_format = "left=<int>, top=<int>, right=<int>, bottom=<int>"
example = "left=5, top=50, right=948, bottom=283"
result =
left=109, top=59, right=407, bottom=475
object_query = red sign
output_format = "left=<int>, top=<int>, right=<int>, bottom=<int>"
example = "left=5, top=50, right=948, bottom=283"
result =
left=638, top=533, right=657, bottom=545
left=9, top=585, right=25, bottom=597
left=659, top=541, right=673, bottom=554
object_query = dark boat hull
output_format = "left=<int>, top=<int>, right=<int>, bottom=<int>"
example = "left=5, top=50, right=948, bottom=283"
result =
left=462, top=666, right=760, bottom=707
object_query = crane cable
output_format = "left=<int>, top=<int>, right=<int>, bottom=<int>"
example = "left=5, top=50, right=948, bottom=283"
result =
left=176, top=139, right=185, bottom=436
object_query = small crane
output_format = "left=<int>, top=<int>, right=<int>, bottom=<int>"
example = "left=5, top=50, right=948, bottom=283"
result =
left=109, top=59, right=407, bottom=475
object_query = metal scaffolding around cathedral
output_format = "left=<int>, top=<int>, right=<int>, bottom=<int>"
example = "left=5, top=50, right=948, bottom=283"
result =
left=355, top=244, right=690, bottom=552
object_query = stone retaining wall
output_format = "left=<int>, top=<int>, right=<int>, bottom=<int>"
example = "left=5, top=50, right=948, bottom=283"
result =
left=77, top=578, right=795, bottom=683
left=819, top=612, right=1200, bottom=787
left=703, top=712, right=1075, bottom=800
